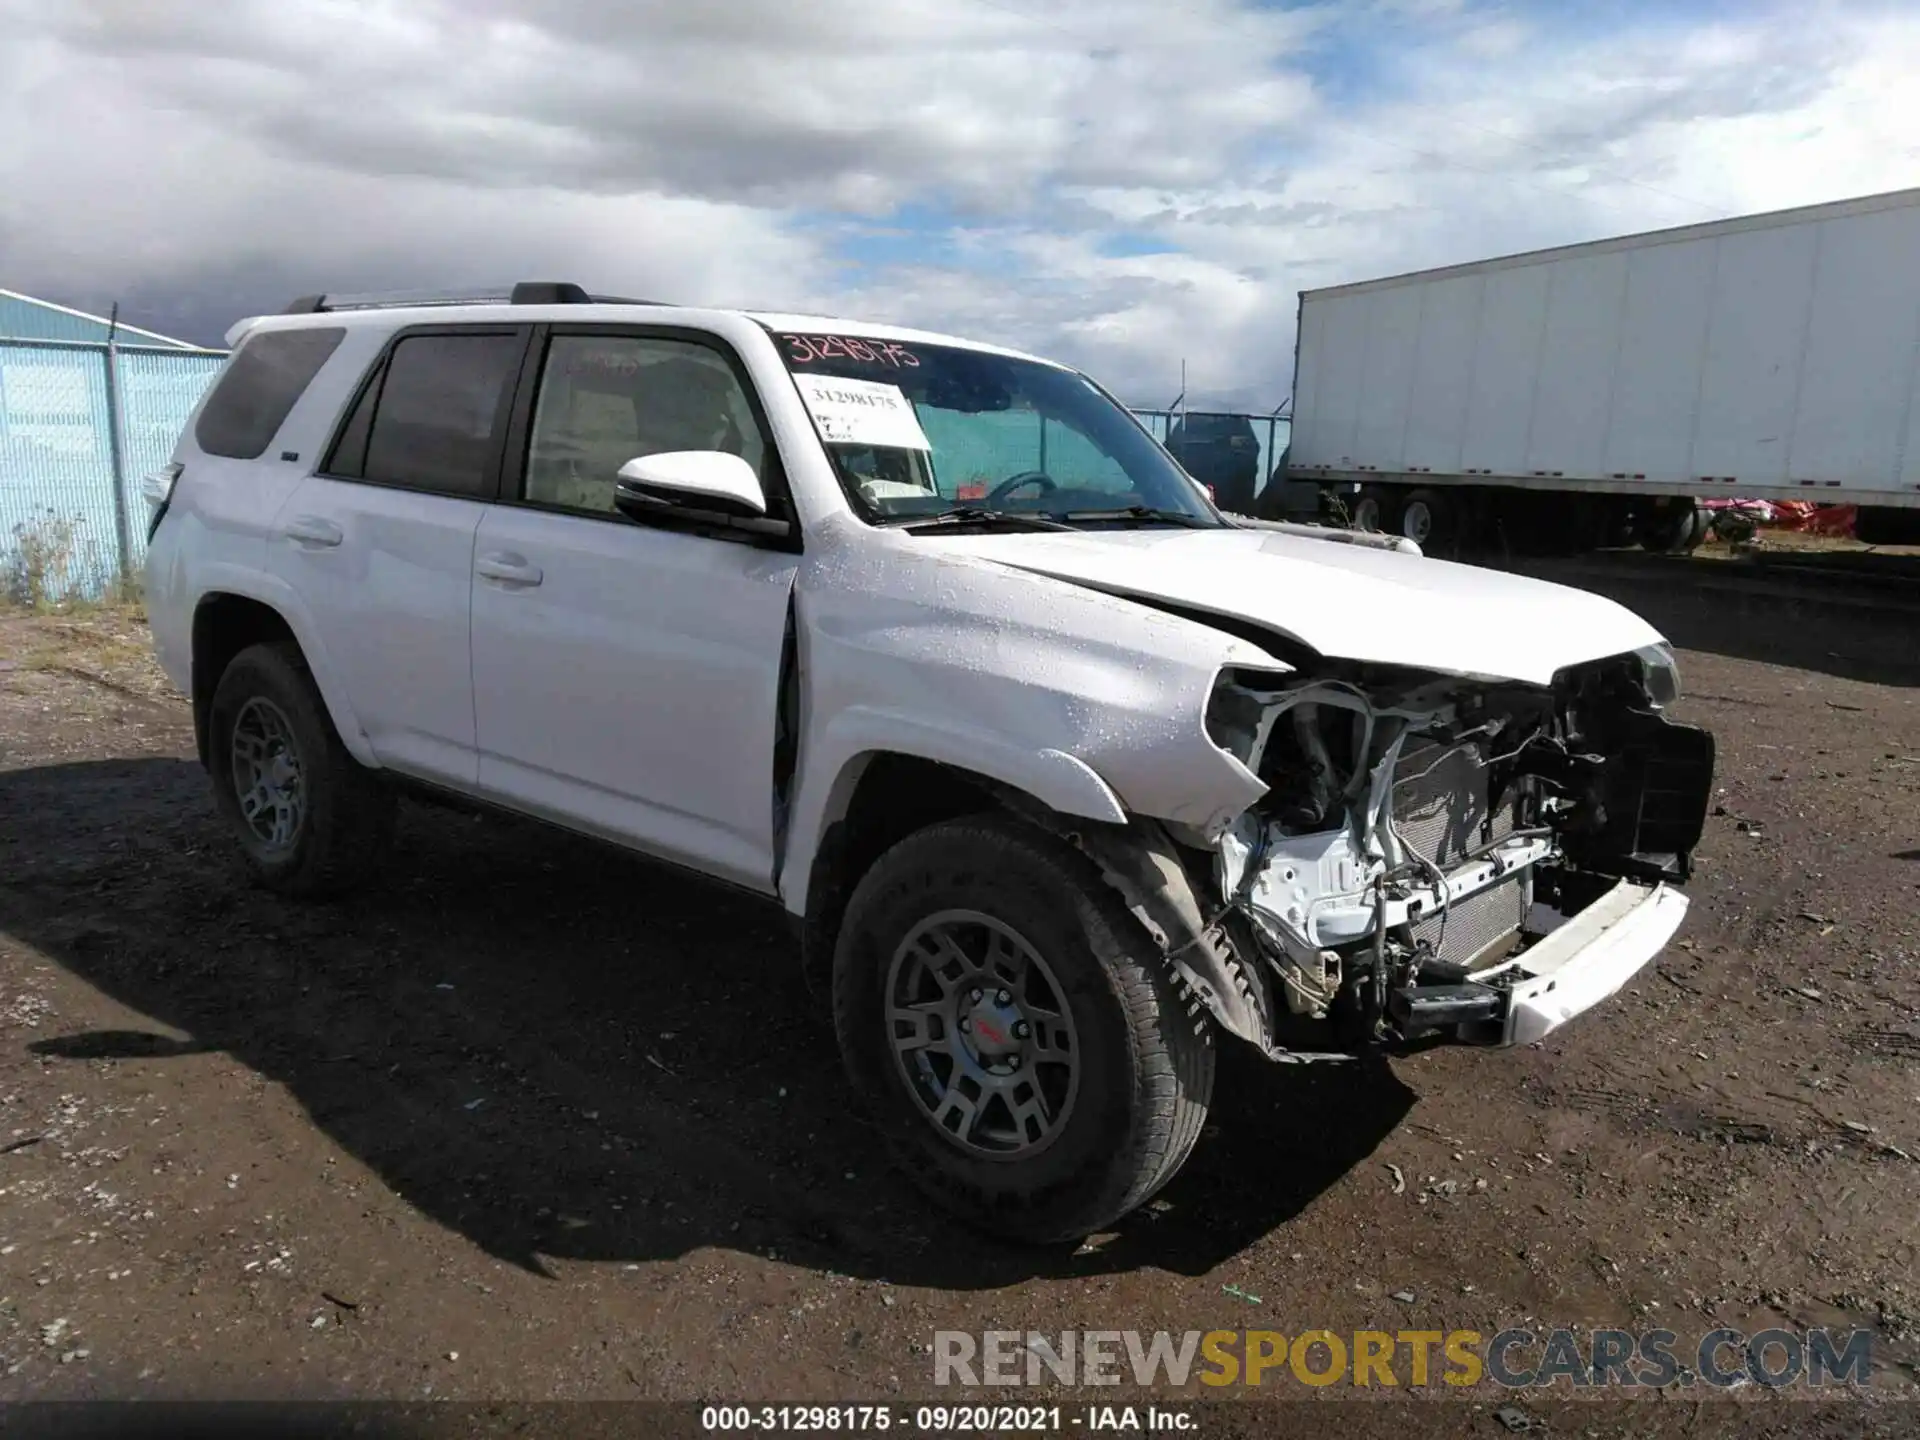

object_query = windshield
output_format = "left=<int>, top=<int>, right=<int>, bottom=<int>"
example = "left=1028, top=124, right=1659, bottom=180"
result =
left=774, top=331, right=1223, bottom=527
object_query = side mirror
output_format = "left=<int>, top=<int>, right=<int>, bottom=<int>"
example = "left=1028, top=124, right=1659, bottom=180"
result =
left=613, top=451, right=767, bottom=521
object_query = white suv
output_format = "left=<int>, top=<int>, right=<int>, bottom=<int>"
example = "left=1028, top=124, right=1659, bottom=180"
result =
left=144, top=282, right=1715, bottom=1243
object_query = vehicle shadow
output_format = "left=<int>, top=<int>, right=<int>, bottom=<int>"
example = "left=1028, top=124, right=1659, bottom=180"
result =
left=0, top=756, right=1415, bottom=1290
left=1501, top=552, right=1920, bottom=688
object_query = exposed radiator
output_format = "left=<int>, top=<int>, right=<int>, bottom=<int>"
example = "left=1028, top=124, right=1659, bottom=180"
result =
left=1394, top=737, right=1530, bottom=970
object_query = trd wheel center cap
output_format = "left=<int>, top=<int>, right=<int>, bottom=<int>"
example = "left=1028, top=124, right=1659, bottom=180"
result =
left=962, top=995, right=1025, bottom=1060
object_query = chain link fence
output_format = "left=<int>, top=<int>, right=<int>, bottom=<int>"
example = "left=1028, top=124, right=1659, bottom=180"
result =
left=1130, top=408, right=1292, bottom=513
left=0, top=339, right=227, bottom=603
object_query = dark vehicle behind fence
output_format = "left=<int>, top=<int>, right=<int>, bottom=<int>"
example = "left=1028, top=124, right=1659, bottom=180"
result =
left=1166, top=412, right=1261, bottom=514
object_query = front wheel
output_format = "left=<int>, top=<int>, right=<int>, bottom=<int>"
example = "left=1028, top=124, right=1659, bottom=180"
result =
left=831, top=816, right=1215, bottom=1244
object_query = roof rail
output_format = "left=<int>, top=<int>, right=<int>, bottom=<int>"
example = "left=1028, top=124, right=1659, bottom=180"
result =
left=281, top=281, right=618, bottom=314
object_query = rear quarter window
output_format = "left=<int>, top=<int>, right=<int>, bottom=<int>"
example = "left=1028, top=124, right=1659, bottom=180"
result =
left=195, top=327, right=346, bottom=459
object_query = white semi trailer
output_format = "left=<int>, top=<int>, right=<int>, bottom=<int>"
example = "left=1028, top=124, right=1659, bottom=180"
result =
left=1279, top=185, right=1920, bottom=552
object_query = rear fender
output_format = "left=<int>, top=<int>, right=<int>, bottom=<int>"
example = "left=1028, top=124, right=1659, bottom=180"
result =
left=191, top=566, right=377, bottom=769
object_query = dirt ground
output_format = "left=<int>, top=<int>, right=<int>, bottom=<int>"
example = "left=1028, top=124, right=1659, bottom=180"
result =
left=0, top=583, right=1916, bottom=1422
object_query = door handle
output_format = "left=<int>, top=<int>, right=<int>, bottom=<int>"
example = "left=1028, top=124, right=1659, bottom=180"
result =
left=282, top=516, right=343, bottom=548
left=475, top=552, right=544, bottom=588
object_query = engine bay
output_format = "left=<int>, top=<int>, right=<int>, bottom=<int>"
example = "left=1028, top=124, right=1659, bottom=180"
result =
left=1200, top=649, right=1715, bottom=1054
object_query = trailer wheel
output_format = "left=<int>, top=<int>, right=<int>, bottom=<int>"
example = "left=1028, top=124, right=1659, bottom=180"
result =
left=1349, top=486, right=1389, bottom=532
left=1682, top=505, right=1711, bottom=551
left=1395, top=488, right=1456, bottom=555
left=1639, top=499, right=1700, bottom=554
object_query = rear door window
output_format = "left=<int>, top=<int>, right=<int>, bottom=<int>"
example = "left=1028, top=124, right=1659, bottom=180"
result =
left=327, top=331, right=525, bottom=499
left=195, top=327, right=346, bottom=459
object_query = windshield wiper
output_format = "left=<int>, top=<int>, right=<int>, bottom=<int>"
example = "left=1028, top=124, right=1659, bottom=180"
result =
left=887, top=507, right=1078, bottom=533
left=1057, top=505, right=1214, bottom=528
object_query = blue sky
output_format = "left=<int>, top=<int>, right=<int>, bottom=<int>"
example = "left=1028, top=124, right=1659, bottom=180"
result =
left=3, top=0, right=1917, bottom=407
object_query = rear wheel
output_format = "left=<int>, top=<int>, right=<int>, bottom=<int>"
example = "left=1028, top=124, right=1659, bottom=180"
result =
left=1396, top=487, right=1458, bottom=555
left=1638, top=499, right=1701, bottom=554
left=207, top=641, right=395, bottom=898
left=831, top=816, right=1214, bottom=1244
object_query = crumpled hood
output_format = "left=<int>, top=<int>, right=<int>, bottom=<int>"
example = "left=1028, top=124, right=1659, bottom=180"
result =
left=915, top=526, right=1666, bottom=685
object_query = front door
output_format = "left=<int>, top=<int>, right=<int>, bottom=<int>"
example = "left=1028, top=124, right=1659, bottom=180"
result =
left=468, top=328, right=800, bottom=892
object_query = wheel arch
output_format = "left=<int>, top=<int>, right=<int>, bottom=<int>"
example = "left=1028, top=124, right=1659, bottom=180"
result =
left=787, top=736, right=1128, bottom=1001
left=190, top=584, right=375, bottom=770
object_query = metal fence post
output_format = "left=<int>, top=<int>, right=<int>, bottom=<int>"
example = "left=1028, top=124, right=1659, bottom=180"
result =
left=102, top=307, right=134, bottom=585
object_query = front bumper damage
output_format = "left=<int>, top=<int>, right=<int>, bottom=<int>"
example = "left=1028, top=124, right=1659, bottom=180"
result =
left=1497, top=878, right=1689, bottom=1046
left=1075, top=648, right=1715, bottom=1061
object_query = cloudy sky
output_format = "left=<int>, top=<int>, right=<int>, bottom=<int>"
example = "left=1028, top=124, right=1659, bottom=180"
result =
left=2, top=0, right=1918, bottom=407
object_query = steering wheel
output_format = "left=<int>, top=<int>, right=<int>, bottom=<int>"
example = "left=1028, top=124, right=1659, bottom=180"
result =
left=988, top=471, right=1057, bottom=503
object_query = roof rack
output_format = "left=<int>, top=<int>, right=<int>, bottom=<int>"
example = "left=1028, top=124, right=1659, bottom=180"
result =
left=281, top=282, right=669, bottom=315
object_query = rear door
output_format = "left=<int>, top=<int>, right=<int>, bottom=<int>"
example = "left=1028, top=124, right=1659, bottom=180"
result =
left=268, top=325, right=529, bottom=787
left=468, top=325, right=800, bottom=892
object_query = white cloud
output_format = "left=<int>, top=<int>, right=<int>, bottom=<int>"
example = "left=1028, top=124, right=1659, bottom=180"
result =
left=2, top=0, right=1918, bottom=408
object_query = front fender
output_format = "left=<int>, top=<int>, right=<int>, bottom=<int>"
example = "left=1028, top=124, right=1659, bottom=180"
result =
left=777, top=708, right=1127, bottom=914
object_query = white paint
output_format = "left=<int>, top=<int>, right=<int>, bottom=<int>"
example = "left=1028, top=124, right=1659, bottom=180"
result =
left=791, top=374, right=933, bottom=451
left=1502, top=880, right=1690, bottom=1046
left=617, top=450, right=767, bottom=515
left=911, top=526, right=1664, bottom=685
left=1291, top=185, right=1920, bottom=506
left=266, top=477, right=487, bottom=787
left=776, top=517, right=1283, bottom=910
left=469, top=503, right=796, bottom=892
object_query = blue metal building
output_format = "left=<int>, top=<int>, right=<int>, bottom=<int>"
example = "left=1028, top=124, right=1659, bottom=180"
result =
left=0, top=289, right=203, bottom=349
left=1, top=289, right=228, bottom=598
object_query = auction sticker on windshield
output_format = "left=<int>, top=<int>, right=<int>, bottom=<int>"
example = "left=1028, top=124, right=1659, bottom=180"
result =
left=794, top=374, right=933, bottom=451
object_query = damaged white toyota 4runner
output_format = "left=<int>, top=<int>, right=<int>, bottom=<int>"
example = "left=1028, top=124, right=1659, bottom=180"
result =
left=144, top=285, right=1714, bottom=1244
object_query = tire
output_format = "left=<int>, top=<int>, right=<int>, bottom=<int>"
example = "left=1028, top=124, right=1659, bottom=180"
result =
left=207, top=640, right=395, bottom=899
left=831, top=815, right=1215, bottom=1244
left=1678, top=503, right=1710, bottom=551
left=1349, top=486, right=1388, bottom=532
left=1638, top=499, right=1699, bottom=554
left=1395, top=487, right=1456, bottom=555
